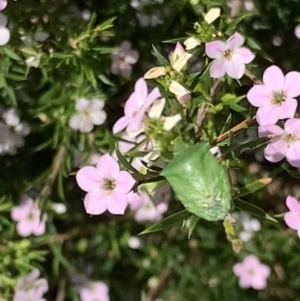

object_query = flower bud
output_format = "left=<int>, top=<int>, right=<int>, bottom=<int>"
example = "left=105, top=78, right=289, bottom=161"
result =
left=169, top=80, right=191, bottom=103
left=204, top=8, right=221, bottom=24
left=184, top=37, right=201, bottom=50
left=144, top=66, right=166, bottom=79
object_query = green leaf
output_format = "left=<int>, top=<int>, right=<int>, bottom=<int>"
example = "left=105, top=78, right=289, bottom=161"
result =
left=152, top=45, right=169, bottom=66
left=115, top=146, right=141, bottom=176
left=139, top=210, right=191, bottom=235
left=224, top=14, right=253, bottom=34
left=235, top=177, right=272, bottom=198
left=161, top=142, right=231, bottom=221
left=220, top=113, right=232, bottom=135
left=2, top=48, right=22, bottom=61
left=187, top=215, right=200, bottom=238
left=234, top=166, right=283, bottom=198
left=162, top=37, right=186, bottom=43
left=96, top=17, right=116, bottom=32
left=282, top=164, right=300, bottom=179
left=92, top=47, right=115, bottom=54
left=234, top=199, right=277, bottom=223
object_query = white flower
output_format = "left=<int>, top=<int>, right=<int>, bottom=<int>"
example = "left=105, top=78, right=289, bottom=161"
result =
left=0, top=12, right=9, bottom=45
left=237, top=212, right=261, bottom=242
left=111, top=41, right=139, bottom=78
left=128, top=236, right=141, bottom=249
left=69, top=98, right=107, bottom=133
left=0, top=108, right=30, bottom=155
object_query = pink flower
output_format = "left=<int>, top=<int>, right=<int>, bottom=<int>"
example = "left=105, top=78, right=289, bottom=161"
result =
left=0, top=0, right=7, bottom=11
left=233, top=255, right=270, bottom=290
left=127, top=185, right=169, bottom=223
left=79, top=280, right=109, bottom=301
left=295, top=25, right=300, bottom=39
left=113, top=78, right=161, bottom=136
left=14, top=269, right=48, bottom=301
left=205, top=32, right=255, bottom=79
left=76, top=154, right=135, bottom=215
left=247, top=65, right=300, bottom=125
left=111, top=41, right=139, bottom=78
left=258, top=119, right=300, bottom=167
left=284, top=195, right=300, bottom=237
left=11, top=198, right=47, bottom=237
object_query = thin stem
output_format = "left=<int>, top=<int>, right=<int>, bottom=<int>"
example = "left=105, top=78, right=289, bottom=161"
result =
left=147, top=268, right=173, bottom=301
left=195, top=78, right=221, bottom=138
left=211, top=118, right=255, bottom=146
left=36, top=145, right=66, bottom=204
left=245, top=69, right=263, bottom=85
left=55, top=276, right=66, bottom=301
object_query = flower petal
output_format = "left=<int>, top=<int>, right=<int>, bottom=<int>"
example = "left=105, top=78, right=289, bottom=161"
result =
left=286, top=195, right=300, bottom=212
left=68, top=114, right=81, bottom=130
left=284, top=211, right=300, bottom=230
left=112, top=116, right=130, bottom=134
left=75, top=98, right=89, bottom=112
left=284, top=118, right=300, bottom=135
left=83, top=190, right=108, bottom=215
left=115, top=170, right=135, bottom=194
left=225, top=58, right=245, bottom=79
left=247, top=85, right=273, bottom=107
left=145, top=87, right=161, bottom=109
left=210, top=59, right=226, bottom=78
left=0, top=27, right=10, bottom=45
left=258, top=124, right=284, bottom=137
left=226, top=32, right=245, bottom=49
left=76, top=166, right=100, bottom=192
left=90, top=110, right=107, bottom=125
left=256, top=105, right=279, bottom=126
left=124, top=50, right=139, bottom=64
left=239, top=275, right=251, bottom=288
left=134, top=78, right=148, bottom=104
left=235, top=47, right=255, bottom=64
left=17, top=220, right=33, bottom=237
left=107, top=193, right=128, bottom=215
left=286, top=141, right=300, bottom=167
left=90, top=99, right=105, bottom=110
left=205, top=41, right=225, bottom=59
left=264, top=139, right=287, bottom=163
left=283, top=71, right=300, bottom=97
left=96, top=154, right=120, bottom=178
left=276, top=98, right=297, bottom=120
left=263, top=65, right=285, bottom=91
left=251, top=276, right=267, bottom=290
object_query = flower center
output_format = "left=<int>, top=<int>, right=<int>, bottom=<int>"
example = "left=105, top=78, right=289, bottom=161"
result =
left=271, top=91, right=286, bottom=104
left=102, top=178, right=116, bottom=191
left=223, top=49, right=233, bottom=60
left=283, top=134, right=299, bottom=146
left=82, top=109, right=91, bottom=118
left=247, top=268, right=256, bottom=276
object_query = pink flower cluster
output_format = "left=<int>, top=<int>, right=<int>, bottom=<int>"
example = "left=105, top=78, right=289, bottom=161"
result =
left=13, top=269, right=48, bottom=301
left=11, top=197, right=47, bottom=237
left=76, top=154, right=135, bottom=215
left=233, top=255, right=270, bottom=290
left=244, top=65, right=300, bottom=168
left=127, top=185, right=170, bottom=223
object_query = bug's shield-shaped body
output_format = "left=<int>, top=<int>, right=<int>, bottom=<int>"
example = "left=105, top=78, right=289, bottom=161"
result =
left=161, top=142, right=231, bottom=221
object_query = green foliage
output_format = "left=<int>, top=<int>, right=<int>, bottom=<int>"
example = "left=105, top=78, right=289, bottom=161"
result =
left=162, top=142, right=231, bottom=221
